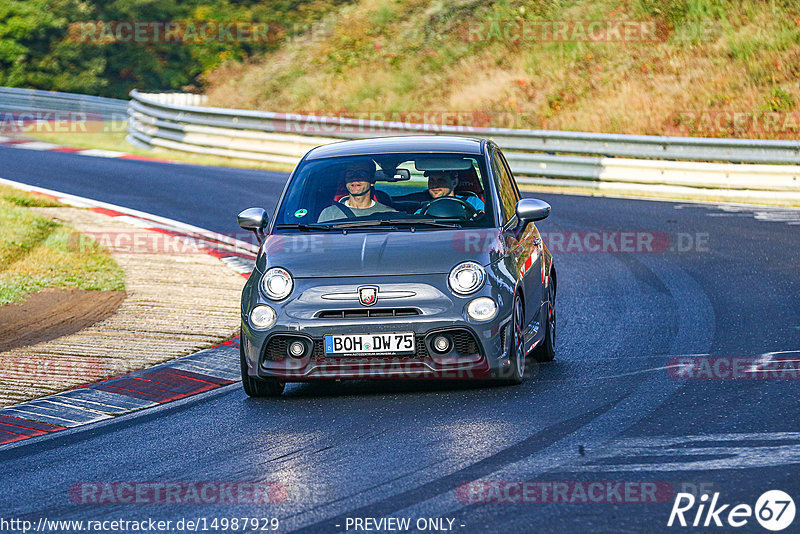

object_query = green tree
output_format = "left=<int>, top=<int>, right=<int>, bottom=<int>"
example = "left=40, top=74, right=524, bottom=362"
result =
left=0, top=0, right=106, bottom=93
left=1, top=0, right=348, bottom=97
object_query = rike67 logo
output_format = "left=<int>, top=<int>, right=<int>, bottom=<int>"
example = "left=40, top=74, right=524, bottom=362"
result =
left=668, top=490, right=795, bottom=531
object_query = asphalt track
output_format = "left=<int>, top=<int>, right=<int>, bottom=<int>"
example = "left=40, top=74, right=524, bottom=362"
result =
left=1, top=145, right=799, bottom=533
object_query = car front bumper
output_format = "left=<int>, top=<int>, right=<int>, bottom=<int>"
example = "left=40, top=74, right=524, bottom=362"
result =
left=240, top=274, right=516, bottom=381
left=242, top=323, right=508, bottom=381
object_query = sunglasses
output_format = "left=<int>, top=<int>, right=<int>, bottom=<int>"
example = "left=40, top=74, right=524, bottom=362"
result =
left=428, top=173, right=457, bottom=182
left=344, top=170, right=371, bottom=181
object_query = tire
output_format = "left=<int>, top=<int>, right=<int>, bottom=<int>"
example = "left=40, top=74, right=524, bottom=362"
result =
left=504, top=294, right=526, bottom=385
left=533, top=280, right=556, bottom=363
left=240, top=342, right=285, bottom=397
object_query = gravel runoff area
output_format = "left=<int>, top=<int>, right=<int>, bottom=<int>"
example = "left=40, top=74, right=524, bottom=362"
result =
left=0, top=207, right=245, bottom=408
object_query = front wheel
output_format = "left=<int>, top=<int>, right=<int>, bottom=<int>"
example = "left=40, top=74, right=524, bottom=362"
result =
left=241, top=342, right=285, bottom=397
left=504, top=294, right=526, bottom=384
left=532, top=281, right=556, bottom=363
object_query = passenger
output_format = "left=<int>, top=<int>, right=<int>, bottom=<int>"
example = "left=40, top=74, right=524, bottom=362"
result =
left=417, top=170, right=485, bottom=213
left=318, top=162, right=396, bottom=223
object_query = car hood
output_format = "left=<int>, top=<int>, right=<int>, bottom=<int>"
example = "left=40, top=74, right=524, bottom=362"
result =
left=257, top=229, right=505, bottom=277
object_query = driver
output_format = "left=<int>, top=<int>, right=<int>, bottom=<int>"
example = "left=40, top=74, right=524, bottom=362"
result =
left=318, top=161, right=396, bottom=222
left=417, top=170, right=485, bottom=213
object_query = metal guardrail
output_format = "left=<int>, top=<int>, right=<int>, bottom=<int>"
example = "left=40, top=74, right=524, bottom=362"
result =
left=2, top=87, right=796, bottom=201
left=0, top=87, right=127, bottom=121
left=127, top=90, right=800, bottom=200
left=128, top=90, right=800, bottom=164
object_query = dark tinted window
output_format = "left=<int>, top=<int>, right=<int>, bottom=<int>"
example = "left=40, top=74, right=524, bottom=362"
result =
left=273, top=153, right=495, bottom=228
left=491, top=150, right=520, bottom=223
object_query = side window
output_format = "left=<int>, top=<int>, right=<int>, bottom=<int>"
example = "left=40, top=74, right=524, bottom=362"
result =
left=491, top=150, right=520, bottom=223
left=498, top=151, right=521, bottom=200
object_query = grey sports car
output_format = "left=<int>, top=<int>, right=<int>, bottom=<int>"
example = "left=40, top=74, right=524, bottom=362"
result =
left=237, top=136, right=556, bottom=396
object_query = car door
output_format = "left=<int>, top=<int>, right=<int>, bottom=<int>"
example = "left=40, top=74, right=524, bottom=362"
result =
left=492, top=148, right=544, bottom=342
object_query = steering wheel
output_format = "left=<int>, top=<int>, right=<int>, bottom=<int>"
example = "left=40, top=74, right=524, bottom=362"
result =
left=419, top=196, right=478, bottom=220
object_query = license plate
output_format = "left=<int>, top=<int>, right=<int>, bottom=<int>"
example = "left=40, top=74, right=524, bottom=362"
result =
left=324, top=332, right=415, bottom=356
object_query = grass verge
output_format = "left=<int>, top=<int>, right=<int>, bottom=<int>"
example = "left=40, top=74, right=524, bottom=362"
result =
left=0, top=185, right=125, bottom=305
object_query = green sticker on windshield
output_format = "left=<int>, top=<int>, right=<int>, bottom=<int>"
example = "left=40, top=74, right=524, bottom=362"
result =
left=294, top=209, right=308, bottom=218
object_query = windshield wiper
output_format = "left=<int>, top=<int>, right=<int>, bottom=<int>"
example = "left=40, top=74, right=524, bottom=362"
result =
left=385, top=218, right=462, bottom=228
left=328, top=220, right=399, bottom=230
left=274, top=223, right=335, bottom=231
left=330, top=219, right=462, bottom=229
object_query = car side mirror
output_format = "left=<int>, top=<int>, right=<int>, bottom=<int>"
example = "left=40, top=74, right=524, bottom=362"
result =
left=514, top=198, right=550, bottom=228
left=238, top=207, right=268, bottom=243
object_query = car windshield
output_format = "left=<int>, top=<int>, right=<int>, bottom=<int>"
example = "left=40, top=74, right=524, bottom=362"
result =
left=273, top=153, right=495, bottom=229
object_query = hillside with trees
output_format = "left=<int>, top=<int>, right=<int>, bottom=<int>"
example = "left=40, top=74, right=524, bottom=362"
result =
left=2, top=0, right=798, bottom=138
left=0, top=0, right=345, bottom=97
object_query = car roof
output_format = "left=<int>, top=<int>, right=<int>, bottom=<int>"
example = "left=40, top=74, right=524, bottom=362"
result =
left=304, top=135, right=485, bottom=160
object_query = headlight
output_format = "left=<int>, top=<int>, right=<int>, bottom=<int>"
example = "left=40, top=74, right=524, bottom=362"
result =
left=448, top=261, right=486, bottom=295
left=250, top=305, right=277, bottom=329
left=467, top=297, right=498, bottom=321
left=261, top=267, right=293, bottom=300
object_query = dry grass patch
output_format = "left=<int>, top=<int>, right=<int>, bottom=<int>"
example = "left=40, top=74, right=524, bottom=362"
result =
left=0, top=185, right=125, bottom=305
left=201, top=0, right=800, bottom=139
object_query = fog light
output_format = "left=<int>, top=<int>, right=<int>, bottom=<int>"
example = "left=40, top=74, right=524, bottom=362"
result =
left=467, top=297, right=498, bottom=321
left=250, top=305, right=277, bottom=329
left=432, top=335, right=451, bottom=353
left=288, top=340, right=306, bottom=358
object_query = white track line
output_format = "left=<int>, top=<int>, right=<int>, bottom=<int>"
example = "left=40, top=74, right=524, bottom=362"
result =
left=0, top=176, right=258, bottom=254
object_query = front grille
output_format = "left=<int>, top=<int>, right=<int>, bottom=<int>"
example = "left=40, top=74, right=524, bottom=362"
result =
left=452, top=330, right=480, bottom=356
left=316, top=308, right=420, bottom=319
left=415, top=334, right=429, bottom=358
left=262, top=336, right=288, bottom=361
left=313, top=339, right=325, bottom=359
